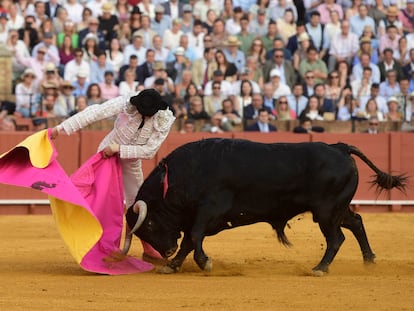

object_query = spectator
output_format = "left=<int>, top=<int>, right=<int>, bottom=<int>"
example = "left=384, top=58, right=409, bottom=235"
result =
left=302, top=70, right=316, bottom=98
left=89, top=51, right=115, bottom=84
left=171, top=97, right=187, bottom=122
left=180, top=118, right=196, bottom=134
left=77, top=16, right=106, bottom=51
left=362, top=116, right=380, bottom=134
left=163, top=18, right=184, bottom=50
left=350, top=4, right=375, bottom=37
left=262, top=48, right=296, bottom=88
left=98, top=2, right=119, bottom=48
left=48, top=0, right=64, bottom=20
left=232, top=67, right=261, bottom=96
left=15, top=68, right=38, bottom=118
left=246, top=38, right=266, bottom=69
left=234, top=79, right=254, bottom=117
left=324, top=70, right=342, bottom=104
left=298, top=46, right=328, bottom=85
left=7, top=3, right=24, bottom=31
left=204, top=69, right=233, bottom=96
left=58, top=34, right=75, bottom=74
left=162, top=0, right=185, bottom=19
left=248, top=8, right=269, bottom=37
left=299, top=95, right=324, bottom=121
left=64, top=0, right=85, bottom=25
left=396, top=37, right=409, bottom=66
left=99, top=70, right=119, bottom=100
left=293, top=32, right=312, bottom=72
left=385, top=96, right=404, bottom=121
left=353, top=36, right=379, bottom=66
left=81, top=32, right=100, bottom=64
left=143, top=61, right=175, bottom=94
left=318, top=0, right=344, bottom=24
left=225, top=6, right=243, bottom=35
left=378, top=6, right=403, bottom=37
left=118, top=54, right=139, bottom=85
left=134, top=15, right=157, bottom=49
left=6, top=28, right=30, bottom=81
left=193, top=0, right=220, bottom=23
left=273, top=96, right=297, bottom=120
left=379, top=69, right=401, bottom=99
left=337, top=86, right=358, bottom=121
left=286, top=20, right=307, bottom=56
left=174, top=69, right=193, bottom=98
left=379, top=25, right=401, bottom=57
left=86, top=83, right=104, bottom=106
left=36, top=82, right=63, bottom=118
left=261, top=19, right=280, bottom=53
left=351, top=66, right=372, bottom=99
left=181, top=4, right=194, bottom=33
left=151, top=5, right=172, bottom=37
left=287, top=83, right=308, bottom=118
left=166, top=34, right=198, bottom=63
left=64, top=48, right=90, bottom=83
left=70, top=95, right=88, bottom=116
left=18, top=15, right=39, bottom=52
left=187, top=19, right=205, bottom=60
left=211, top=18, right=229, bottom=50
left=201, top=10, right=217, bottom=34
left=204, top=81, right=227, bottom=116
left=360, top=83, right=388, bottom=114
left=269, top=68, right=291, bottom=99
left=123, top=32, right=147, bottom=66
left=72, top=69, right=90, bottom=97
left=245, top=56, right=264, bottom=91
left=263, top=83, right=277, bottom=110
left=403, top=48, right=414, bottom=79
left=0, top=116, right=17, bottom=132
left=136, top=49, right=156, bottom=85
left=138, top=0, right=155, bottom=19
left=324, top=10, right=341, bottom=48
left=356, top=98, right=385, bottom=121
left=191, top=47, right=218, bottom=91
left=397, top=78, right=412, bottom=122
left=187, top=95, right=210, bottom=121
left=115, top=0, right=131, bottom=24
left=153, top=78, right=174, bottom=107
left=236, top=14, right=255, bottom=56
left=31, top=31, right=60, bottom=67
left=152, top=35, right=169, bottom=65
left=399, top=0, right=414, bottom=34
left=215, top=48, right=238, bottom=82
left=293, top=116, right=325, bottom=133
left=14, top=45, right=54, bottom=89
left=39, top=62, right=63, bottom=90
left=328, top=20, right=358, bottom=71
left=378, top=48, right=404, bottom=83
left=245, top=108, right=277, bottom=132
left=183, top=82, right=201, bottom=108
left=277, top=8, right=297, bottom=44
left=119, top=68, right=139, bottom=97
left=306, top=11, right=328, bottom=60
left=105, top=38, right=124, bottom=78
left=243, top=92, right=273, bottom=120
left=56, top=80, right=76, bottom=116
left=116, top=21, right=132, bottom=50
left=129, top=6, right=142, bottom=33
left=352, top=52, right=380, bottom=84
left=213, top=97, right=242, bottom=129
left=166, top=47, right=191, bottom=84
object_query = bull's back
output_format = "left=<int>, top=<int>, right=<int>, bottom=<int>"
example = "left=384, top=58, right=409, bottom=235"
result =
left=167, top=139, right=355, bottom=196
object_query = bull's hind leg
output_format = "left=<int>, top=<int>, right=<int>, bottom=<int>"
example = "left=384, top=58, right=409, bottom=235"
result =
left=312, top=222, right=345, bottom=276
left=159, top=232, right=194, bottom=274
left=341, top=210, right=376, bottom=263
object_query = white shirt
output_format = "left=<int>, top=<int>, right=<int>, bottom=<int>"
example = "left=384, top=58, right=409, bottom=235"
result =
left=329, top=33, right=359, bottom=58
left=162, top=29, right=183, bottom=50
left=64, top=59, right=91, bottom=83
left=123, top=45, right=147, bottom=66
left=204, top=80, right=233, bottom=96
left=272, top=83, right=292, bottom=99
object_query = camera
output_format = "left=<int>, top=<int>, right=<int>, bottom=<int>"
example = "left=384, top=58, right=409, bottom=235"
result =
left=25, top=22, right=32, bottom=30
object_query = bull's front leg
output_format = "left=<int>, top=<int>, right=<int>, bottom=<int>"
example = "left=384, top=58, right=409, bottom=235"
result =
left=192, top=226, right=211, bottom=272
left=158, top=232, right=193, bottom=274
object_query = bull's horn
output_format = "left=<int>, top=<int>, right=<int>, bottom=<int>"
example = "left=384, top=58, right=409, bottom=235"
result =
left=130, top=200, right=147, bottom=234
left=122, top=200, right=148, bottom=254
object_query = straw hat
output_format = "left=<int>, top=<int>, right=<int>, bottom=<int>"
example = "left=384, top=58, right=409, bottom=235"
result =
left=224, top=36, right=241, bottom=46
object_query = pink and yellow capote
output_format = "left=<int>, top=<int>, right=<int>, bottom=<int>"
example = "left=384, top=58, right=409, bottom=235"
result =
left=0, top=129, right=153, bottom=274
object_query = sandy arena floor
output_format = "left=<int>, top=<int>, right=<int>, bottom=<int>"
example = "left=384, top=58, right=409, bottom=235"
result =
left=0, top=213, right=413, bottom=311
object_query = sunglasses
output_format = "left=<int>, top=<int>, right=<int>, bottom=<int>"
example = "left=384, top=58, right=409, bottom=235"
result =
left=213, top=87, right=221, bottom=89
left=279, top=101, right=287, bottom=104
left=369, top=122, right=379, bottom=125
left=274, top=55, right=284, bottom=58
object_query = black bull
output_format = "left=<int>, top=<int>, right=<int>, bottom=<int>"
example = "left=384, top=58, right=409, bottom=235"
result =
left=126, top=138, right=407, bottom=274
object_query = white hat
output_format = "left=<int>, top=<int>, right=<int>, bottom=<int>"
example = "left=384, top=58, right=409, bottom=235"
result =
left=77, top=69, right=88, bottom=78
left=387, top=96, right=398, bottom=104
left=270, top=68, right=281, bottom=78
left=175, top=46, right=185, bottom=56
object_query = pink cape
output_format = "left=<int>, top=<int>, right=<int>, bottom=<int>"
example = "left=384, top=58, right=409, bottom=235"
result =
left=0, top=129, right=153, bottom=275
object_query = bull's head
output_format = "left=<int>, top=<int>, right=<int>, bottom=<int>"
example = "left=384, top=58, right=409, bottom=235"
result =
left=125, top=199, right=179, bottom=258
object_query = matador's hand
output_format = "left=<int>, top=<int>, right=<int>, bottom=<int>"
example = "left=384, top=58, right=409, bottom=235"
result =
left=50, top=127, right=59, bottom=140
left=102, top=144, right=120, bottom=158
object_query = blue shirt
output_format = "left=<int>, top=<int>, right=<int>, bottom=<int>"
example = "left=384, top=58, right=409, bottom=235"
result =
left=223, top=49, right=246, bottom=72
left=89, top=61, right=115, bottom=84
left=151, top=16, right=172, bottom=37
left=349, top=15, right=376, bottom=38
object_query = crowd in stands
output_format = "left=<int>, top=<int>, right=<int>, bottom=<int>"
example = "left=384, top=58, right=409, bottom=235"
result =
left=0, top=0, right=414, bottom=133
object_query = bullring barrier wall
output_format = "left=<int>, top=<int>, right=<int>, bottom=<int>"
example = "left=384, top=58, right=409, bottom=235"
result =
left=1, top=131, right=413, bottom=214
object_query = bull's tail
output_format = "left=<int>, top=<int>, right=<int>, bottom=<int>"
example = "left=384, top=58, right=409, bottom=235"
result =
left=346, top=144, right=408, bottom=194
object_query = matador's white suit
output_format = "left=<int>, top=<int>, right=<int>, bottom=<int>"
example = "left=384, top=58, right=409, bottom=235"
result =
left=57, top=94, right=176, bottom=208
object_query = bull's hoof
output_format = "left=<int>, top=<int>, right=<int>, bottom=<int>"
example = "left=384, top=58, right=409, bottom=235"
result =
left=363, top=253, right=376, bottom=264
left=203, top=258, right=212, bottom=272
left=311, top=269, right=326, bottom=277
left=157, top=265, right=177, bottom=274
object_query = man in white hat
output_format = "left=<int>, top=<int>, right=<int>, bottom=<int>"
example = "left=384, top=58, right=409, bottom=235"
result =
left=270, top=68, right=292, bottom=99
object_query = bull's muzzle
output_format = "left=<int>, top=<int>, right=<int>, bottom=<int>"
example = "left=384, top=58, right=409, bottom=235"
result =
left=122, top=200, right=148, bottom=254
